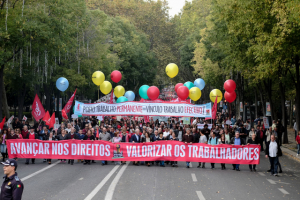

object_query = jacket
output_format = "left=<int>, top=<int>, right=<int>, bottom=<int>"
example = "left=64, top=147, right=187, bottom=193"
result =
left=193, top=132, right=200, bottom=143
left=68, top=133, right=79, bottom=140
left=255, top=129, right=265, bottom=141
left=25, top=132, right=39, bottom=139
left=56, top=134, right=70, bottom=140
left=130, top=134, right=140, bottom=143
left=230, top=137, right=245, bottom=145
left=83, top=135, right=95, bottom=140
left=141, top=137, right=153, bottom=143
left=182, top=134, right=194, bottom=143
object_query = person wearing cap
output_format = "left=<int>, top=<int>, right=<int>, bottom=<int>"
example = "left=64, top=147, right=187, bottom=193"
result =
left=25, top=127, right=39, bottom=164
left=0, top=159, right=24, bottom=200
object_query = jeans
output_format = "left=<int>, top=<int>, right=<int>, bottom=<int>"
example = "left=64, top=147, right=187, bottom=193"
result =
left=186, top=162, right=190, bottom=167
left=211, top=163, right=215, bottom=168
left=39, top=136, right=43, bottom=140
left=295, top=131, right=298, bottom=140
left=0, top=144, right=6, bottom=153
left=297, top=144, right=300, bottom=154
left=249, top=164, right=256, bottom=170
left=269, top=156, right=278, bottom=175
left=232, top=164, right=240, bottom=169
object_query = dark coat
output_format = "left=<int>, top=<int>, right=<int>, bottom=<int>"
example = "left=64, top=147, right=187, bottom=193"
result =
left=68, top=133, right=79, bottom=140
left=182, top=134, right=194, bottom=143
left=83, top=135, right=95, bottom=140
left=130, top=134, right=140, bottom=143
left=56, top=134, right=70, bottom=140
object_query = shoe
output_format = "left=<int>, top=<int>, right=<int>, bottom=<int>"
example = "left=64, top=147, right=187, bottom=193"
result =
left=274, top=174, right=278, bottom=176
left=32, top=162, right=35, bottom=164
left=43, top=159, right=46, bottom=162
left=136, top=163, right=139, bottom=166
left=160, top=165, right=165, bottom=167
left=202, top=165, right=205, bottom=168
left=83, top=163, right=87, bottom=165
left=71, top=162, right=73, bottom=165
left=211, top=167, right=214, bottom=169
left=48, top=162, right=51, bottom=165
left=25, top=162, right=29, bottom=165
left=68, top=160, right=70, bottom=164
left=175, top=165, right=178, bottom=167
left=236, top=169, right=240, bottom=171
left=186, top=166, right=190, bottom=168
left=81, top=160, right=84, bottom=163
left=250, top=169, right=252, bottom=172
left=88, top=163, right=91, bottom=165
left=270, top=174, right=274, bottom=176
left=92, top=161, right=96, bottom=163
left=232, top=168, right=236, bottom=170
left=253, top=169, right=256, bottom=172
left=148, top=165, right=150, bottom=167
left=297, top=154, right=299, bottom=156
left=101, top=163, right=105, bottom=166
left=224, top=167, right=226, bottom=170
left=197, top=165, right=201, bottom=168
left=267, top=169, right=271, bottom=172
left=279, top=170, right=282, bottom=173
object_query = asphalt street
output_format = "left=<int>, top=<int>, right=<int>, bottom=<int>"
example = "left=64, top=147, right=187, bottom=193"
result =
left=6, top=152, right=300, bottom=200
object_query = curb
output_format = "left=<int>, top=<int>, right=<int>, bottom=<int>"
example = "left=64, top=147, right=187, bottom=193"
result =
left=281, top=146, right=300, bottom=163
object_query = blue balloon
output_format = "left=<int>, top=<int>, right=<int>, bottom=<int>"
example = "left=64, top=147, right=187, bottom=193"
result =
left=194, top=78, right=205, bottom=90
left=116, top=96, right=128, bottom=103
left=125, top=91, right=135, bottom=101
left=56, top=77, right=69, bottom=92
left=139, top=85, right=149, bottom=99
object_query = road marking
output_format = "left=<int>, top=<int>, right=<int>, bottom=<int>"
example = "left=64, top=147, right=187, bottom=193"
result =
left=84, top=165, right=120, bottom=200
left=190, top=162, right=193, bottom=167
left=278, top=188, right=289, bottom=195
left=258, top=172, right=265, bottom=176
left=22, top=161, right=60, bottom=181
left=196, top=191, right=206, bottom=200
left=267, top=179, right=276, bottom=184
left=79, top=178, right=84, bottom=180
left=105, top=163, right=129, bottom=200
left=191, top=173, right=197, bottom=182
left=294, top=174, right=300, bottom=177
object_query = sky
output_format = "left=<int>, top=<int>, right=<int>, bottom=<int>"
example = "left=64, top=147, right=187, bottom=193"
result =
left=167, top=0, right=192, bottom=17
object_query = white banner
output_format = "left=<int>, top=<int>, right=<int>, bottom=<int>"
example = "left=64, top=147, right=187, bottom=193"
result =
left=78, top=102, right=212, bottom=117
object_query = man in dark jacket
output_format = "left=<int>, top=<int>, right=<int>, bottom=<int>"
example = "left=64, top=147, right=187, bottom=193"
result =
left=256, top=125, right=265, bottom=151
left=192, top=128, right=200, bottom=143
left=230, top=132, right=245, bottom=171
left=265, top=135, right=282, bottom=176
left=182, top=128, right=194, bottom=168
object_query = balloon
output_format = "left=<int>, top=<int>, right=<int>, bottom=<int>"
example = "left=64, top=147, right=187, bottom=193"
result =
left=125, top=91, right=135, bottom=101
left=147, top=86, right=160, bottom=100
left=100, top=81, right=112, bottom=95
left=114, top=85, right=125, bottom=98
left=177, top=86, right=189, bottom=100
left=165, top=63, right=179, bottom=78
left=224, top=79, right=236, bottom=93
left=224, top=91, right=236, bottom=103
left=139, top=85, right=150, bottom=99
left=209, top=89, right=223, bottom=103
left=189, top=87, right=201, bottom=101
left=175, top=83, right=184, bottom=93
left=56, top=77, right=69, bottom=92
left=194, top=78, right=205, bottom=90
left=92, top=71, right=105, bottom=86
left=111, top=70, right=122, bottom=83
left=116, top=96, right=128, bottom=103
left=184, top=81, right=194, bottom=90
left=72, top=106, right=82, bottom=118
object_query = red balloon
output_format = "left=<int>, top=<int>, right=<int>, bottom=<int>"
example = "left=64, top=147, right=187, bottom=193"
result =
left=175, top=83, right=184, bottom=93
left=224, top=79, right=236, bottom=93
left=147, top=86, right=160, bottom=100
left=224, top=91, right=236, bottom=103
left=111, top=70, right=122, bottom=83
left=177, top=86, right=189, bottom=100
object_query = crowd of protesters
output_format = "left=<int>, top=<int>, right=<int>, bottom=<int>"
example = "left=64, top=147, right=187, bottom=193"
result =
left=0, top=112, right=287, bottom=175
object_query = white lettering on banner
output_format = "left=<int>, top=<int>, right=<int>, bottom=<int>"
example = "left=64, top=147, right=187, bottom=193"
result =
left=80, top=102, right=212, bottom=117
left=33, top=143, right=38, bottom=156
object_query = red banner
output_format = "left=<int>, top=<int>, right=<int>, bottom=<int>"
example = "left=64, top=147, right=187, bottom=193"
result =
left=63, top=89, right=77, bottom=114
left=7, top=140, right=260, bottom=164
left=31, top=94, right=46, bottom=121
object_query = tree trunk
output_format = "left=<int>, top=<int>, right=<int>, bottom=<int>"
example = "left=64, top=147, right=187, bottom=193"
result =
left=258, top=85, right=266, bottom=116
left=264, top=79, right=276, bottom=120
left=2, top=80, right=10, bottom=118
left=289, top=100, right=293, bottom=128
left=279, top=81, right=288, bottom=143
left=17, top=86, right=27, bottom=119
left=0, top=65, right=3, bottom=120
left=254, top=89, right=258, bottom=118
left=295, top=55, right=300, bottom=132
left=44, top=84, right=51, bottom=112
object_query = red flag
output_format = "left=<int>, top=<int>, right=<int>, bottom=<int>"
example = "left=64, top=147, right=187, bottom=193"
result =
left=96, top=128, right=99, bottom=138
left=31, top=94, right=46, bottom=121
left=43, top=111, right=50, bottom=123
left=0, top=117, right=6, bottom=130
left=211, top=95, right=218, bottom=120
left=62, top=109, right=68, bottom=120
left=109, top=92, right=114, bottom=104
left=62, top=89, right=77, bottom=114
left=49, top=113, right=55, bottom=129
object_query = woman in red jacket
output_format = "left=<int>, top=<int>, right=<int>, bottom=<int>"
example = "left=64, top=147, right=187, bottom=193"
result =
left=296, top=131, right=300, bottom=156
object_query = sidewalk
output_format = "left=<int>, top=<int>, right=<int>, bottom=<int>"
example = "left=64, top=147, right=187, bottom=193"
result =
left=281, top=128, right=300, bottom=163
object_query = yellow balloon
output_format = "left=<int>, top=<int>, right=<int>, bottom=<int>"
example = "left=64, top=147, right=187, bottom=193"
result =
left=166, top=63, right=179, bottom=78
left=114, top=85, right=125, bottom=98
left=92, top=71, right=105, bottom=86
left=189, top=87, right=201, bottom=101
left=100, top=81, right=112, bottom=95
left=210, top=89, right=223, bottom=103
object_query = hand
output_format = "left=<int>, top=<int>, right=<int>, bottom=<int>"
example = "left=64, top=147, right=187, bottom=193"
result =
left=143, top=142, right=145, bottom=144
left=132, top=141, right=135, bottom=143
left=185, top=142, right=187, bottom=144
left=247, top=143, right=249, bottom=145
left=72, top=138, right=75, bottom=140
left=81, top=139, right=83, bottom=141
left=190, top=142, right=192, bottom=144
left=265, top=155, right=268, bottom=158
left=232, top=144, right=234, bottom=146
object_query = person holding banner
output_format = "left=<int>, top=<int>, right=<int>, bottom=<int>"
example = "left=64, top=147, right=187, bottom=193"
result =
left=46, top=131, right=56, bottom=165
left=182, top=128, right=194, bottom=168
left=197, top=129, right=207, bottom=169
left=83, top=130, right=95, bottom=165
left=25, top=127, right=39, bottom=164
left=247, top=134, right=259, bottom=172
left=218, top=134, right=228, bottom=170
left=57, top=130, right=70, bottom=163
left=99, top=128, right=111, bottom=166
left=208, top=131, right=218, bottom=169
left=230, top=132, right=245, bottom=171
left=0, top=129, right=8, bottom=162
left=142, top=132, right=153, bottom=167
left=131, top=129, right=141, bottom=166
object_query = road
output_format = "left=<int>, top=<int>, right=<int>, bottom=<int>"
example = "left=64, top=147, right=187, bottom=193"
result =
left=7, top=152, right=300, bottom=200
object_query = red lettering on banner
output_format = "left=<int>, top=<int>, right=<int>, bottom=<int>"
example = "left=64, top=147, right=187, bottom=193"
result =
left=6, top=140, right=260, bottom=165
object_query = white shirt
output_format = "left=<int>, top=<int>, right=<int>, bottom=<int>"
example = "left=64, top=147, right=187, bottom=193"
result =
left=163, top=131, right=170, bottom=137
left=199, top=135, right=207, bottom=143
left=226, top=120, right=232, bottom=125
left=269, top=141, right=278, bottom=157
left=294, top=122, right=297, bottom=131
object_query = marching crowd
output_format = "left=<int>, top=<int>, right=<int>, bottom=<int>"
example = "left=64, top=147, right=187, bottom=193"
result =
left=0, top=112, right=291, bottom=176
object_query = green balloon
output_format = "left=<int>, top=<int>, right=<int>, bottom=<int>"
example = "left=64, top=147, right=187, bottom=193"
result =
left=117, top=96, right=128, bottom=103
left=184, top=81, right=194, bottom=90
left=72, top=105, right=82, bottom=118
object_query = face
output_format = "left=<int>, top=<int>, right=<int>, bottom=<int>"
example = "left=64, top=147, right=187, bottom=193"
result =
left=252, top=134, right=256, bottom=140
left=154, top=131, right=158, bottom=136
left=271, top=135, right=275, bottom=141
left=79, top=130, right=82, bottom=135
left=3, top=165, right=14, bottom=176
left=235, top=132, right=240, bottom=138
left=103, top=128, right=107, bottom=133
left=85, top=125, right=89, bottom=129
